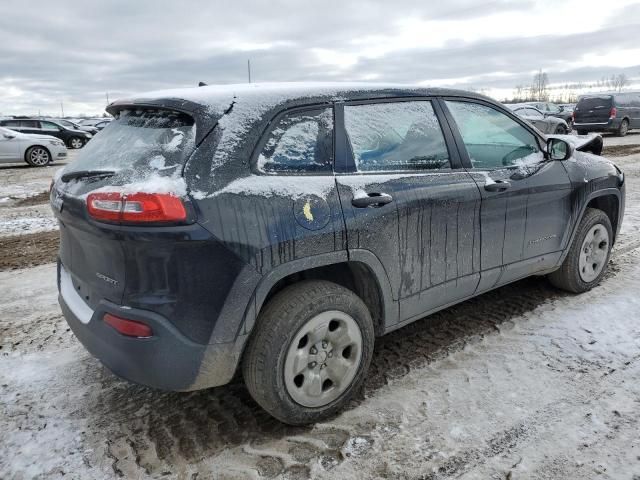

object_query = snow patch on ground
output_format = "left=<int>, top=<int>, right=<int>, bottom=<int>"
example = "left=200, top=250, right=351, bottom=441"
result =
left=0, top=216, right=58, bottom=237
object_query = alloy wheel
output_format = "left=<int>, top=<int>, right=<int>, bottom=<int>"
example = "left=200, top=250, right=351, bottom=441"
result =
left=29, top=148, right=50, bottom=166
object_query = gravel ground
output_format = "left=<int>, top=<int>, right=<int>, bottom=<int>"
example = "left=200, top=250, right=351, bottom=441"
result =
left=1, top=135, right=639, bottom=479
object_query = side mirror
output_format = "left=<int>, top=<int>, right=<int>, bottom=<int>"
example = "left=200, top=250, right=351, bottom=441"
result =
left=547, top=138, right=573, bottom=161
left=3, top=133, right=15, bottom=139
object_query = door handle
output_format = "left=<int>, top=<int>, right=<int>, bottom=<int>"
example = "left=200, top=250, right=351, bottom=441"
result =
left=351, top=192, right=393, bottom=208
left=484, top=180, right=510, bottom=192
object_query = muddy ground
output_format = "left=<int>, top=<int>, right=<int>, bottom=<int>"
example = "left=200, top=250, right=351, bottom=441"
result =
left=0, top=230, right=60, bottom=271
left=1, top=136, right=639, bottom=479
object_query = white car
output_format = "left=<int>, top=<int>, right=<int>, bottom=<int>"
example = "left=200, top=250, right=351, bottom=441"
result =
left=0, top=126, right=67, bottom=166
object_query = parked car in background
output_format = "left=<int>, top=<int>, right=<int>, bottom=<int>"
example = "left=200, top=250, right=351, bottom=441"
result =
left=559, top=103, right=576, bottom=114
left=78, top=118, right=112, bottom=130
left=0, top=118, right=91, bottom=149
left=526, top=102, right=574, bottom=129
left=94, top=120, right=111, bottom=131
left=49, top=118, right=99, bottom=136
left=573, top=92, right=640, bottom=136
left=0, top=126, right=67, bottom=166
left=507, top=105, right=570, bottom=134
left=52, top=83, right=625, bottom=425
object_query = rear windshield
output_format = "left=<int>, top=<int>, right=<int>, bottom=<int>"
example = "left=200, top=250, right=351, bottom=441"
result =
left=576, top=96, right=613, bottom=110
left=62, top=108, right=195, bottom=183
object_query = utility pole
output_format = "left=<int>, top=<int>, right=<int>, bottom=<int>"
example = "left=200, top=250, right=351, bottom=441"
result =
left=106, top=92, right=110, bottom=105
left=247, top=59, right=251, bottom=84
left=60, top=102, right=64, bottom=118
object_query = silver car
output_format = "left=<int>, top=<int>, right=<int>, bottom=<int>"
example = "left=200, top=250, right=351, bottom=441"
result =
left=508, top=105, right=570, bottom=134
left=0, top=126, right=67, bottom=166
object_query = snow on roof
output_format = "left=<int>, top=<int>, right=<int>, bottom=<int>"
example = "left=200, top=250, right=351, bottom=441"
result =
left=117, top=82, right=452, bottom=115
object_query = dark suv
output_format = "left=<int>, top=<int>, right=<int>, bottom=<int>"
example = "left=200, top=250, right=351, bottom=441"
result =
left=0, top=118, right=92, bottom=148
left=51, top=84, right=625, bottom=425
left=574, top=92, right=640, bottom=136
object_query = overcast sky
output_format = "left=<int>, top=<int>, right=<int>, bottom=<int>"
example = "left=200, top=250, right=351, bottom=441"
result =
left=1, top=0, right=639, bottom=116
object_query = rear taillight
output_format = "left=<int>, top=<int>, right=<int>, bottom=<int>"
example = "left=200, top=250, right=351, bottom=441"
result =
left=103, top=313, right=153, bottom=338
left=609, top=107, right=617, bottom=119
left=87, top=192, right=187, bottom=224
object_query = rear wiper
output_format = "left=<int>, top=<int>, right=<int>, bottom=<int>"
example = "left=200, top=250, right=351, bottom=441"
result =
left=61, top=170, right=116, bottom=182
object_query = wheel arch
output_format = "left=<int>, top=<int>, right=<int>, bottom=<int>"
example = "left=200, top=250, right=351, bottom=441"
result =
left=248, top=250, right=397, bottom=338
left=558, top=188, right=621, bottom=266
left=586, top=193, right=620, bottom=241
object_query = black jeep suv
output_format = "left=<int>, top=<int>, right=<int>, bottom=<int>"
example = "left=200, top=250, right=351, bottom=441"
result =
left=51, top=84, right=625, bottom=425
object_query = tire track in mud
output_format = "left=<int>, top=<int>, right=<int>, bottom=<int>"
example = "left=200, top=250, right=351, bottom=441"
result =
left=0, top=312, right=72, bottom=354
left=392, top=357, right=640, bottom=480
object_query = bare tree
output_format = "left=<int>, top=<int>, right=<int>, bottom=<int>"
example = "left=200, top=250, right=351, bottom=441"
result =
left=611, top=73, right=630, bottom=92
left=513, top=84, right=525, bottom=101
left=531, top=70, right=549, bottom=101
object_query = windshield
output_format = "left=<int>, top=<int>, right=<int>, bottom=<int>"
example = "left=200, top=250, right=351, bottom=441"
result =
left=62, top=108, right=195, bottom=185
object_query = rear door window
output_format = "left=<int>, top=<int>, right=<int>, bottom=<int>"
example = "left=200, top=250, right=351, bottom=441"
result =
left=343, top=101, right=451, bottom=172
left=445, top=100, right=543, bottom=168
left=257, top=108, right=333, bottom=174
left=40, top=121, right=60, bottom=131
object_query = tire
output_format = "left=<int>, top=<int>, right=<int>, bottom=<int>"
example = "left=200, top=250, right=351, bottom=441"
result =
left=68, top=136, right=85, bottom=149
left=549, top=208, right=613, bottom=293
left=554, top=125, right=568, bottom=134
left=577, top=129, right=587, bottom=135
left=566, top=119, right=573, bottom=132
left=242, top=280, right=375, bottom=425
left=24, top=146, right=51, bottom=167
left=617, top=119, right=629, bottom=137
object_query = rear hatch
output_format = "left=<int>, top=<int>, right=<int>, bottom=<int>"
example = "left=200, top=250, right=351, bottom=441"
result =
left=52, top=108, right=197, bottom=308
left=574, top=95, right=613, bottom=123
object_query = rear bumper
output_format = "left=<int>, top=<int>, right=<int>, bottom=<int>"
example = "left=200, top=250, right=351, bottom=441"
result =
left=574, top=119, right=620, bottom=132
left=58, top=261, right=246, bottom=391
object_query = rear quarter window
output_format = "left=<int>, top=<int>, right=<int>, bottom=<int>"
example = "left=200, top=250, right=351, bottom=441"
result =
left=257, top=108, right=333, bottom=174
